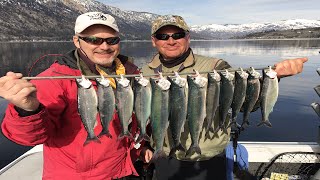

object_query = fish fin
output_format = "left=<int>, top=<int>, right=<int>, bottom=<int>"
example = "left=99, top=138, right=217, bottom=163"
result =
left=257, top=120, right=272, bottom=127
left=136, top=133, right=151, bottom=143
left=185, top=144, right=201, bottom=157
left=83, top=136, right=101, bottom=146
left=169, top=143, right=185, bottom=157
left=150, top=150, right=167, bottom=164
left=241, top=121, right=250, bottom=129
left=98, top=130, right=112, bottom=139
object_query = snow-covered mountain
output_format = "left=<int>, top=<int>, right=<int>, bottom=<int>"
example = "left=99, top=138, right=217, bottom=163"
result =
left=191, top=19, right=320, bottom=39
left=0, top=0, right=159, bottom=41
left=0, top=0, right=319, bottom=41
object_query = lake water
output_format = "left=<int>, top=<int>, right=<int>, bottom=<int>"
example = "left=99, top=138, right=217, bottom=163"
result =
left=0, top=39, right=320, bottom=169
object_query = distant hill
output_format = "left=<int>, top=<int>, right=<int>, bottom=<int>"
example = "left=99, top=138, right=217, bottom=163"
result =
left=0, top=0, right=158, bottom=41
left=190, top=19, right=320, bottom=39
left=0, top=0, right=319, bottom=41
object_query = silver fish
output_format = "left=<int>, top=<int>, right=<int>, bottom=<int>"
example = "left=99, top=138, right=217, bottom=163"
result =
left=76, top=75, right=100, bottom=146
left=186, top=70, right=207, bottom=156
left=167, top=72, right=188, bottom=157
left=150, top=73, right=171, bottom=163
left=217, top=69, right=234, bottom=133
left=241, top=67, right=261, bottom=128
left=115, top=75, right=134, bottom=140
left=96, top=76, right=115, bottom=138
left=205, top=70, right=221, bottom=136
left=231, top=68, right=248, bottom=128
left=134, top=73, right=152, bottom=143
left=258, top=66, right=278, bottom=127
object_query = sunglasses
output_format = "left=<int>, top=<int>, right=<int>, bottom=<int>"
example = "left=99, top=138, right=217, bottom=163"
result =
left=78, top=36, right=120, bottom=45
left=154, top=32, right=187, bottom=40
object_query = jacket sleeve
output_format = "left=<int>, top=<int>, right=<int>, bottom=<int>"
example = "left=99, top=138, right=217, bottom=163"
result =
left=1, top=77, right=67, bottom=146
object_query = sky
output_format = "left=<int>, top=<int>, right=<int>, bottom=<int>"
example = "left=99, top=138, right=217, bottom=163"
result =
left=98, top=0, right=319, bottom=26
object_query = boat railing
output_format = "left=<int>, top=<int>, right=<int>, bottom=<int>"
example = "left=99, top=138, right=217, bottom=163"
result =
left=0, top=144, right=43, bottom=175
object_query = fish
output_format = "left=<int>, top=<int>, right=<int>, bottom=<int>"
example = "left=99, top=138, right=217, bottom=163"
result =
left=258, top=66, right=278, bottom=127
left=167, top=72, right=188, bottom=157
left=216, top=69, right=234, bottom=133
left=314, top=85, right=320, bottom=97
left=134, top=73, right=152, bottom=143
left=115, top=75, right=134, bottom=140
left=150, top=73, right=171, bottom=163
left=311, top=102, right=320, bottom=118
left=186, top=70, right=207, bottom=156
left=230, top=68, right=248, bottom=129
left=76, top=75, right=101, bottom=146
left=241, top=67, right=261, bottom=129
left=205, top=70, right=221, bottom=137
left=96, top=75, right=115, bottom=138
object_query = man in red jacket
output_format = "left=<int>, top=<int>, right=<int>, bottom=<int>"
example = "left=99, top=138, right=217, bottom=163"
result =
left=0, top=12, right=152, bottom=180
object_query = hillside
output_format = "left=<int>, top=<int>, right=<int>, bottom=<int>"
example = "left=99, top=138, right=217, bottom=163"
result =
left=240, top=27, right=320, bottom=39
left=0, top=0, right=158, bottom=41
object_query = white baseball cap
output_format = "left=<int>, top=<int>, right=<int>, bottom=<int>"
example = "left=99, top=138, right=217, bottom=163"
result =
left=74, top=12, right=119, bottom=34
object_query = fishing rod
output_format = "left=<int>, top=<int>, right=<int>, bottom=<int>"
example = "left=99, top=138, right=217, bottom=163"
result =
left=22, top=66, right=274, bottom=80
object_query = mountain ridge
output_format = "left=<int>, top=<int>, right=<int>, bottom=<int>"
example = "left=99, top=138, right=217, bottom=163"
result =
left=0, top=0, right=319, bottom=41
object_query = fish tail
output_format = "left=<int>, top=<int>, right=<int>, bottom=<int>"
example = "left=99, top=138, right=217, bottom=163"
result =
left=213, top=120, right=225, bottom=134
left=205, top=118, right=213, bottom=131
left=213, top=126, right=221, bottom=134
left=219, top=121, right=226, bottom=130
left=169, top=143, right=185, bottom=157
left=241, top=120, right=250, bottom=129
left=229, top=117, right=239, bottom=128
left=83, top=136, right=101, bottom=146
left=150, top=150, right=167, bottom=164
left=185, top=144, right=201, bottom=157
left=222, top=127, right=229, bottom=134
left=204, top=128, right=211, bottom=139
left=257, top=120, right=272, bottom=127
left=98, top=130, right=112, bottom=138
left=118, top=131, right=134, bottom=141
left=136, top=133, right=151, bottom=143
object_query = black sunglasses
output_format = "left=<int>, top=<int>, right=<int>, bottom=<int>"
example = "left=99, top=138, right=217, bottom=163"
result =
left=154, top=32, right=187, bottom=40
left=78, top=36, right=120, bottom=45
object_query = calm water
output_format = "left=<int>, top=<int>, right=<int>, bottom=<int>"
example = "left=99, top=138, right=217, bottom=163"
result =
left=0, top=39, right=319, bottom=169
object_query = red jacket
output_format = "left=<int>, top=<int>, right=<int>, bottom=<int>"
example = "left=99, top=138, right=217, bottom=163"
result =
left=1, top=51, right=142, bottom=180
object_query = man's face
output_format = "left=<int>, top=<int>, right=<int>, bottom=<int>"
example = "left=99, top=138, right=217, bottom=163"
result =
left=152, top=26, right=190, bottom=60
left=73, top=24, right=120, bottom=67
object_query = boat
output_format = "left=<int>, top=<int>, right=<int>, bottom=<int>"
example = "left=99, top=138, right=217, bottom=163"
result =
left=0, top=141, right=319, bottom=180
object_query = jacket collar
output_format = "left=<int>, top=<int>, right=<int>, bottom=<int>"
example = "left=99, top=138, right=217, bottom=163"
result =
left=147, top=49, right=196, bottom=72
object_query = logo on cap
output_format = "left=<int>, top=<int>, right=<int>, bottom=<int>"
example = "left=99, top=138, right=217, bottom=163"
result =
left=87, top=12, right=108, bottom=21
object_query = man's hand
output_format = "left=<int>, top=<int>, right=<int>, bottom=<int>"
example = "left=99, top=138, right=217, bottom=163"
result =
left=0, top=72, right=40, bottom=111
left=140, top=147, right=153, bottom=163
left=274, top=57, right=308, bottom=78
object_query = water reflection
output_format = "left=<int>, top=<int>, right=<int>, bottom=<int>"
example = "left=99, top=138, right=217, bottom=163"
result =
left=191, top=39, right=320, bottom=61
